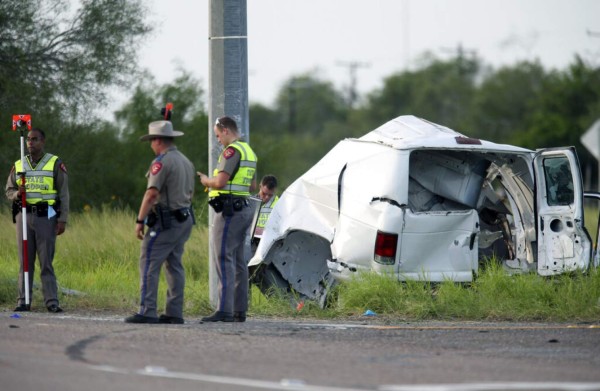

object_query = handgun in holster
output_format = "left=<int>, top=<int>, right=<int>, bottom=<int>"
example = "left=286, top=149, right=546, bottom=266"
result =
left=11, top=200, right=21, bottom=224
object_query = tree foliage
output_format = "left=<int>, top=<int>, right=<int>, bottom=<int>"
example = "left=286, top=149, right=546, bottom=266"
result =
left=250, top=55, right=600, bottom=191
left=0, top=0, right=151, bottom=116
left=0, top=0, right=153, bottom=213
left=112, top=71, right=210, bottom=215
left=1, top=0, right=599, bottom=212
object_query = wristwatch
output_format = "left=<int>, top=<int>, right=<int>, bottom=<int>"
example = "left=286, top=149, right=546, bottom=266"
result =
left=136, top=218, right=145, bottom=224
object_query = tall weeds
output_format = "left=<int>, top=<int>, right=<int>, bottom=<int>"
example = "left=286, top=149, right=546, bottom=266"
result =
left=1, top=209, right=598, bottom=321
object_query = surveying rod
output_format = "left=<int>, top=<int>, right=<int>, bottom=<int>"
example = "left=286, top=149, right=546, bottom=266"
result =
left=12, top=114, right=32, bottom=305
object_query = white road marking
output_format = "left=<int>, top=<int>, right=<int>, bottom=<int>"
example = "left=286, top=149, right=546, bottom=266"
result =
left=380, top=383, right=600, bottom=391
left=90, top=364, right=369, bottom=390
left=89, top=364, right=600, bottom=391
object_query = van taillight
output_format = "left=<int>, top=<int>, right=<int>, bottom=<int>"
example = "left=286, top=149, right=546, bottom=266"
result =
left=374, top=231, right=398, bottom=265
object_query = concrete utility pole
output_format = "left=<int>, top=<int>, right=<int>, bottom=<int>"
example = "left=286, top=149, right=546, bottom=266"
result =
left=208, top=0, right=249, bottom=307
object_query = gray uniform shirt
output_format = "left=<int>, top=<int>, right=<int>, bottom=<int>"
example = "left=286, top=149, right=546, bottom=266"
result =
left=216, top=146, right=242, bottom=176
left=146, top=146, right=195, bottom=209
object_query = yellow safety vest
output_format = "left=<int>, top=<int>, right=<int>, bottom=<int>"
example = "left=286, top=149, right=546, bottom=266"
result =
left=209, top=141, right=257, bottom=198
left=15, top=154, right=59, bottom=205
left=256, top=195, right=279, bottom=230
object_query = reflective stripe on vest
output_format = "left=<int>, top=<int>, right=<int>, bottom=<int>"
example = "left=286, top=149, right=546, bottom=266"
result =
left=15, top=154, right=58, bottom=205
left=256, top=195, right=279, bottom=229
left=209, top=141, right=257, bottom=198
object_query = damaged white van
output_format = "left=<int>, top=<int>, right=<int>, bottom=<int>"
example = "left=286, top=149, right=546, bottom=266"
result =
left=248, top=115, right=600, bottom=307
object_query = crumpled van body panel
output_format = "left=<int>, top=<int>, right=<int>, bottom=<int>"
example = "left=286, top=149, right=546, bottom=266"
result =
left=249, top=115, right=593, bottom=305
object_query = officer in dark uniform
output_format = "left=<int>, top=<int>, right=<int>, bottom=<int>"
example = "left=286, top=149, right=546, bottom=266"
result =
left=125, top=120, right=195, bottom=324
left=5, top=128, right=69, bottom=313
left=197, top=116, right=257, bottom=322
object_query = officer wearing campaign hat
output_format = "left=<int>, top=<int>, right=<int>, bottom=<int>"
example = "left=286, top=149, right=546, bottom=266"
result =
left=125, top=120, right=196, bottom=324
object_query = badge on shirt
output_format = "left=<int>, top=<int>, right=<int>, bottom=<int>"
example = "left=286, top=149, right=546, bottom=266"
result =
left=223, top=147, right=236, bottom=159
left=151, top=162, right=163, bottom=175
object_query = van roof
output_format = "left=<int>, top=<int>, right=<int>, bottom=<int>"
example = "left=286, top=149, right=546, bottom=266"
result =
left=354, top=115, right=534, bottom=154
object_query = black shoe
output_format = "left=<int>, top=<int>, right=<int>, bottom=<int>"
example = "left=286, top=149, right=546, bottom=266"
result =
left=14, top=304, right=31, bottom=312
left=233, top=311, right=246, bottom=322
left=201, top=311, right=234, bottom=322
left=47, top=304, right=63, bottom=313
left=158, top=314, right=184, bottom=324
left=124, top=314, right=159, bottom=324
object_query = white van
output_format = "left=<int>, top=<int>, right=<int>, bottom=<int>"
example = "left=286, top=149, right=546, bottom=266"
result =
left=248, top=115, right=600, bottom=306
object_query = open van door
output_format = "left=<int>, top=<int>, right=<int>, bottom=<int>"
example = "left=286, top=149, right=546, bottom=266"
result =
left=534, top=147, right=591, bottom=275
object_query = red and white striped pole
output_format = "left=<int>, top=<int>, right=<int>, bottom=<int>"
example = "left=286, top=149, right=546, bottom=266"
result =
left=12, top=114, right=32, bottom=306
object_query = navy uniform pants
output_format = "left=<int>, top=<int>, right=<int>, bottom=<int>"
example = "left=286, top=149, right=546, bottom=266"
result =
left=138, top=216, right=193, bottom=318
left=211, top=203, right=254, bottom=314
left=16, top=212, right=59, bottom=307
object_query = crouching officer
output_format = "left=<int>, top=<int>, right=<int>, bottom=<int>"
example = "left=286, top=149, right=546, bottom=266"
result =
left=5, top=128, right=69, bottom=313
left=197, top=116, right=257, bottom=322
left=251, top=174, right=279, bottom=253
left=125, top=120, right=195, bottom=324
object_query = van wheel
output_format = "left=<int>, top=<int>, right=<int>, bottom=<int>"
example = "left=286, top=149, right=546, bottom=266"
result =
left=250, top=263, right=291, bottom=297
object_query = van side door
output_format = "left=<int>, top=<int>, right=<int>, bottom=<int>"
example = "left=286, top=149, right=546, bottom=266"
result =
left=534, top=147, right=591, bottom=275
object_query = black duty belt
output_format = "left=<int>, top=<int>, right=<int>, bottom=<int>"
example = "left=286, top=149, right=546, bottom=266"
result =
left=170, top=207, right=191, bottom=217
left=25, top=203, right=49, bottom=214
left=209, top=195, right=248, bottom=202
left=208, top=195, right=249, bottom=215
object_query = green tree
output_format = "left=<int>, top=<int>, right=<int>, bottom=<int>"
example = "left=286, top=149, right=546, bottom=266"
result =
left=516, top=57, right=600, bottom=149
left=362, top=53, right=481, bottom=132
left=469, top=61, right=547, bottom=143
left=0, top=0, right=151, bottom=115
left=250, top=73, right=350, bottom=189
left=273, top=73, right=348, bottom=134
left=0, top=0, right=151, bottom=198
left=114, top=71, right=209, bottom=215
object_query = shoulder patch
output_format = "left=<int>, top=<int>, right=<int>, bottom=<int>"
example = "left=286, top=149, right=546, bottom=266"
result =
left=223, top=147, right=236, bottom=159
left=151, top=162, right=163, bottom=175
left=59, top=163, right=67, bottom=173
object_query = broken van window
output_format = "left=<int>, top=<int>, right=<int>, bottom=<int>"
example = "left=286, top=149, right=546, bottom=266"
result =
left=543, top=157, right=574, bottom=206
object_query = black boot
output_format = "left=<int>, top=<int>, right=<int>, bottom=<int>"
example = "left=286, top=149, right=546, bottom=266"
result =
left=233, top=311, right=246, bottom=322
left=201, top=311, right=234, bottom=322
left=14, top=304, right=31, bottom=312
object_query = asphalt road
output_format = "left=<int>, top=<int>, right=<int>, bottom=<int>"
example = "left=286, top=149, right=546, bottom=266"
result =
left=1, top=311, right=599, bottom=391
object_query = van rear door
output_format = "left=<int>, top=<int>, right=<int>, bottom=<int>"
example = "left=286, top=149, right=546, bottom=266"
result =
left=534, top=147, right=591, bottom=275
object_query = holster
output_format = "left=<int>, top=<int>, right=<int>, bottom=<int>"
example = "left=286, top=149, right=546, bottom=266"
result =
left=147, top=205, right=194, bottom=230
left=12, top=200, right=20, bottom=224
left=209, top=195, right=246, bottom=217
left=209, top=196, right=228, bottom=214
left=155, top=205, right=172, bottom=230
left=146, top=211, right=158, bottom=228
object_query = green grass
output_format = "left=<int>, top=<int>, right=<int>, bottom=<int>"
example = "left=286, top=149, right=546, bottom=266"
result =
left=0, top=208, right=291, bottom=317
left=1, top=209, right=599, bottom=322
left=331, top=263, right=600, bottom=322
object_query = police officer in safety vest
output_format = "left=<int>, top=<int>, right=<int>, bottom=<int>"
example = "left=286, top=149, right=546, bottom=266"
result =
left=5, top=128, right=70, bottom=313
left=198, top=116, right=257, bottom=323
left=251, top=175, right=279, bottom=253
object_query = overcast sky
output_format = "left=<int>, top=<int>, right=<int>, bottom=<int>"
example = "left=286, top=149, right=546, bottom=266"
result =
left=106, top=0, right=600, bottom=116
